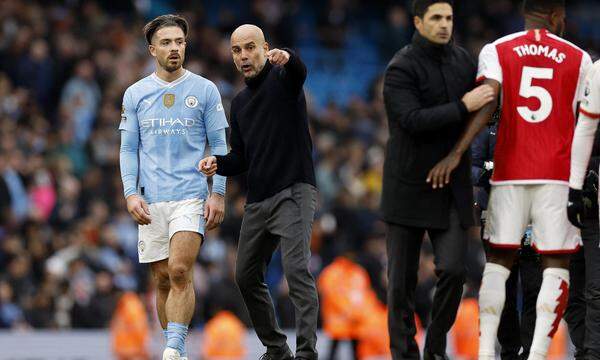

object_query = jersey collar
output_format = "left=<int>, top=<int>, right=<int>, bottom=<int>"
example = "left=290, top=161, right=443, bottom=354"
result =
left=151, top=69, right=190, bottom=88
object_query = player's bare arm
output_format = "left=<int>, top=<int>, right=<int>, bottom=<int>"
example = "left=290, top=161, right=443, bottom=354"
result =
left=427, top=79, right=500, bottom=188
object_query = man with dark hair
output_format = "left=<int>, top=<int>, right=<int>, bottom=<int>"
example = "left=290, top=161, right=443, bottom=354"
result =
left=199, top=24, right=318, bottom=360
left=120, top=14, right=228, bottom=360
left=428, top=0, right=592, bottom=358
left=143, top=15, right=189, bottom=45
left=381, top=0, right=494, bottom=359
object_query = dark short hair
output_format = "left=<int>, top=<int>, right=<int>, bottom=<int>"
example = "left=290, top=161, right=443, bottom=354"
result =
left=523, top=0, right=565, bottom=14
left=412, top=0, right=454, bottom=18
left=143, top=14, right=188, bottom=44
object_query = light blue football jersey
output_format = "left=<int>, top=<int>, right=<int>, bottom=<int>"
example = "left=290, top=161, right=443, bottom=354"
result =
left=119, top=70, right=228, bottom=204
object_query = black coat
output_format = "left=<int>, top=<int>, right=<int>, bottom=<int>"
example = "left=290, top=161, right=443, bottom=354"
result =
left=381, top=33, right=476, bottom=229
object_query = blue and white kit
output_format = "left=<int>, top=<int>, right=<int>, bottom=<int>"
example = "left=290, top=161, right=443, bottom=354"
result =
left=119, top=69, right=228, bottom=263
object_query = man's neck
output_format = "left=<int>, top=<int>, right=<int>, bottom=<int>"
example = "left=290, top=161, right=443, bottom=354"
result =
left=155, top=66, right=186, bottom=82
left=524, top=17, right=553, bottom=34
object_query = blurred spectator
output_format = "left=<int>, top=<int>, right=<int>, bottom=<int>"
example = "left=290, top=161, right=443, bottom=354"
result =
left=59, top=59, right=101, bottom=145
left=0, top=279, right=24, bottom=328
left=201, top=310, right=247, bottom=359
left=16, top=38, right=54, bottom=114
left=379, top=5, right=412, bottom=59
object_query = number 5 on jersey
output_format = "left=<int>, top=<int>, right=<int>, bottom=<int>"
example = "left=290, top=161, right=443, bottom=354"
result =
left=518, top=66, right=554, bottom=123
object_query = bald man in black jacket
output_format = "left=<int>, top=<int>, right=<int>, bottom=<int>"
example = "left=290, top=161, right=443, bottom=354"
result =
left=199, top=24, right=318, bottom=360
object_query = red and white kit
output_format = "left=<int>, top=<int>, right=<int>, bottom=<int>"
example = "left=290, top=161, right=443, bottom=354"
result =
left=478, top=29, right=591, bottom=253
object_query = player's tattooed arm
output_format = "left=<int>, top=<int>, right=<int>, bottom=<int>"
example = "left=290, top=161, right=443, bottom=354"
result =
left=427, top=79, right=500, bottom=189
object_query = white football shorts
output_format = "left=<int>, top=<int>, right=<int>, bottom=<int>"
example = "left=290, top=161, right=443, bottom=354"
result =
left=137, top=198, right=205, bottom=263
left=484, top=184, right=581, bottom=253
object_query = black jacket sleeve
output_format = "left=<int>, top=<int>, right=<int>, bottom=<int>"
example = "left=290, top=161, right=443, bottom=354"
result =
left=279, top=48, right=307, bottom=92
left=383, top=59, right=468, bottom=135
left=215, top=106, right=248, bottom=176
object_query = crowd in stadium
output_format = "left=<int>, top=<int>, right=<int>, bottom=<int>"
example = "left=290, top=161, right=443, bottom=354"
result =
left=0, top=0, right=599, bottom=347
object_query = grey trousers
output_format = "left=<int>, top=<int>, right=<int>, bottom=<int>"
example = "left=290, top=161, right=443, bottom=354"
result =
left=235, top=182, right=319, bottom=360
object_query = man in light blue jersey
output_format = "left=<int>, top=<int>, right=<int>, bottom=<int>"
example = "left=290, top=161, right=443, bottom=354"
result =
left=119, top=14, right=229, bottom=360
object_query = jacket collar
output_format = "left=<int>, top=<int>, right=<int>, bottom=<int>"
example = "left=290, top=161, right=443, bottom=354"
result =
left=245, top=60, right=272, bottom=88
left=412, top=31, right=452, bottom=61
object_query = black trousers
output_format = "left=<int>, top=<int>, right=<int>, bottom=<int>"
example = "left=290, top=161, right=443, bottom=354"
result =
left=386, top=207, right=467, bottom=359
left=496, top=245, right=541, bottom=360
left=565, top=215, right=600, bottom=360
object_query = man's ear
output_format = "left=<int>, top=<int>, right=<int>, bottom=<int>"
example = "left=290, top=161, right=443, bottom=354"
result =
left=148, top=44, right=156, bottom=57
left=549, top=10, right=562, bottom=30
left=263, top=42, right=270, bottom=52
left=414, top=16, right=423, bottom=32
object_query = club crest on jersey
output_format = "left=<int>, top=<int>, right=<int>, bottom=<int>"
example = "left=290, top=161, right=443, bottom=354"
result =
left=163, top=93, right=175, bottom=108
left=185, top=95, right=198, bottom=108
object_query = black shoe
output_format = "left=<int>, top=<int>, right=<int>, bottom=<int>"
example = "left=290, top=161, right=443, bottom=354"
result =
left=259, top=348, right=294, bottom=360
left=423, top=352, right=450, bottom=360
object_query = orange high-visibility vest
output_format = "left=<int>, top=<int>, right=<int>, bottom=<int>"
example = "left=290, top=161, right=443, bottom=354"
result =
left=451, top=298, right=479, bottom=360
left=110, top=292, right=149, bottom=360
left=202, top=310, right=247, bottom=359
left=318, top=257, right=373, bottom=339
left=356, top=301, right=392, bottom=359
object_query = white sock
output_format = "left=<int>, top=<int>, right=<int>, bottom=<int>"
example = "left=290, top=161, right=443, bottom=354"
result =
left=528, top=268, right=569, bottom=360
left=478, top=262, right=511, bottom=359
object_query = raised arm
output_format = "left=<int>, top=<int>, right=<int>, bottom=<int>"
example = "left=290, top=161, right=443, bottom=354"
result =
left=273, top=47, right=307, bottom=92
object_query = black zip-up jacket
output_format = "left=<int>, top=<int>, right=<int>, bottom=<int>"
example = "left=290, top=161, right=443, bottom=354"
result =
left=381, top=32, right=476, bottom=229
left=215, top=49, right=316, bottom=203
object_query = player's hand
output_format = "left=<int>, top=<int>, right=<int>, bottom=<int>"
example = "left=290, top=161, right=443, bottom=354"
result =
left=198, top=156, right=217, bottom=177
left=567, top=188, right=585, bottom=229
left=267, top=49, right=290, bottom=66
left=204, top=193, right=225, bottom=231
left=426, top=153, right=461, bottom=189
left=126, top=194, right=152, bottom=225
left=462, top=84, right=495, bottom=112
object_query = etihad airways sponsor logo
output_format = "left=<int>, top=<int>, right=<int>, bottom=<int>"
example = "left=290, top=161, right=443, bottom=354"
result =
left=140, top=117, right=196, bottom=127
left=140, top=117, right=197, bottom=136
